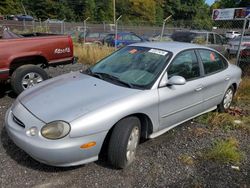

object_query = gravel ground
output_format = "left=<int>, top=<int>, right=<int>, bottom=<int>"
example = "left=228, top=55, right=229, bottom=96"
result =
left=0, top=64, right=249, bottom=188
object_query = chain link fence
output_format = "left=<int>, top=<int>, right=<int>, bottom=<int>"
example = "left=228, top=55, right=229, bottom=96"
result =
left=0, top=18, right=249, bottom=76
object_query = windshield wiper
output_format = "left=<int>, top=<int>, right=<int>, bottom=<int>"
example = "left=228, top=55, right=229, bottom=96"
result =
left=83, top=68, right=104, bottom=79
left=93, top=72, right=134, bottom=88
left=83, top=69, right=133, bottom=88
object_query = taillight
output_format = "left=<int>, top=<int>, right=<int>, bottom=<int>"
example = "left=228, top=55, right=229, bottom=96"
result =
left=115, top=35, right=121, bottom=40
left=68, top=35, right=73, bottom=55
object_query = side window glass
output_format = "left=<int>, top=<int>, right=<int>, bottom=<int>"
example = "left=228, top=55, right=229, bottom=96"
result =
left=215, top=34, right=223, bottom=45
left=198, top=50, right=225, bottom=74
left=122, top=34, right=132, bottom=40
left=131, top=35, right=141, bottom=41
left=208, top=33, right=214, bottom=44
left=168, top=50, right=200, bottom=80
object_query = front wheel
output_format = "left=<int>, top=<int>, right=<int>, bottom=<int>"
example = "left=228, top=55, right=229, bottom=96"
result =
left=218, top=86, right=234, bottom=112
left=108, top=116, right=141, bottom=169
left=11, top=65, right=48, bottom=95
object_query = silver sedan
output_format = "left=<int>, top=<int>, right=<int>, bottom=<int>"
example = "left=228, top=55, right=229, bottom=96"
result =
left=5, top=42, right=242, bottom=169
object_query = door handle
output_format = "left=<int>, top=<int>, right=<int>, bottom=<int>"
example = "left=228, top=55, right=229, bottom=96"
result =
left=195, top=87, right=203, bottom=92
left=225, top=77, right=230, bottom=81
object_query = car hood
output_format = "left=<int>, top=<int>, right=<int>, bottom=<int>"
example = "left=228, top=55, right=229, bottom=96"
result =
left=18, top=71, right=140, bottom=123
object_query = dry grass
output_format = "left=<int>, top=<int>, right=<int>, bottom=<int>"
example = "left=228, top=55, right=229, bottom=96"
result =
left=74, top=44, right=114, bottom=65
left=195, top=78, right=250, bottom=133
left=204, top=137, right=244, bottom=164
left=179, top=154, right=195, bottom=165
left=235, top=77, right=250, bottom=102
left=196, top=112, right=250, bottom=133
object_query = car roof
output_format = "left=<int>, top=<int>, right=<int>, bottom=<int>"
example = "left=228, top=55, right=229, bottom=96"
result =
left=130, top=42, right=212, bottom=54
left=107, top=32, right=135, bottom=35
left=174, top=30, right=211, bottom=34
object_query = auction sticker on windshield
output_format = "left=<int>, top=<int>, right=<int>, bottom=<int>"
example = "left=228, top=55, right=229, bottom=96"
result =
left=148, top=49, right=168, bottom=56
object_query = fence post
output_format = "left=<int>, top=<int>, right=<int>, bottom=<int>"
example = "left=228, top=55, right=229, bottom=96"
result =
left=115, top=15, right=122, bottom=50
left=23, top=19, right=26, bottom=32
left=236, top=14, right=250, bottom=65
left=32, top=20, right=35, bottom=32
left=83, top=17, right=90, bottom=44
left=160, top=15, right=172, bottom=41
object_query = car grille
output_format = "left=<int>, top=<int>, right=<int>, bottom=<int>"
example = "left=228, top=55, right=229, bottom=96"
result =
left=12, top=114, right=25, bottom=128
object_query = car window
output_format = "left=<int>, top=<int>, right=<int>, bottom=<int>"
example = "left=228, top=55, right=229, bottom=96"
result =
left=215, top=34, right=223, bottom=45
left=91, top=46, right=171, bottom=88
left=122, top=34, right=132, bottom=40
left=192, top=33, right=206, bottom=44
left=208, top=33, right=214, bottom=44
left=131, top=34, right=142, bottom=41
left=198, top=49, right=226, bottom=74
left=168, top=50, right=200, bottom=80
left=87, top=33, right=99, bottom=38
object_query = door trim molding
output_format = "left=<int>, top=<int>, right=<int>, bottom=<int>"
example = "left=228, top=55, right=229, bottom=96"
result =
left=150, top=106, right=217, bottom=139
left=161, top=100, right=203, bottom=118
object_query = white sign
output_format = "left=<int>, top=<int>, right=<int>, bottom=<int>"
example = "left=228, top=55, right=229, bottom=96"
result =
left=148, top=49, right=168, bottom=56
left=212, top=8, right=235, bottom=20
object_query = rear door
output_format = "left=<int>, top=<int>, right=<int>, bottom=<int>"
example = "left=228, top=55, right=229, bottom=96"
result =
left=158, top=50, right=204, bottom=129
left=197, top=49, right=230, bottom=111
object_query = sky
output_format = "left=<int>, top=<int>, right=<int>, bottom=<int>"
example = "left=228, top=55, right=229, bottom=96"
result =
left=206, top=0, right=215, bottom=6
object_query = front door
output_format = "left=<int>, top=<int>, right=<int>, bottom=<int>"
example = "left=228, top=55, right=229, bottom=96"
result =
left=158, top=50, right=203, bottom=129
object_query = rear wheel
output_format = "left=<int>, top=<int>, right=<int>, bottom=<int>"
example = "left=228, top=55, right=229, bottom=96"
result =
left=108, top=116, right=141, bottom=169
left=11, top=65, right=48, bottom=95
left=218, top=86, right=234, bottom=112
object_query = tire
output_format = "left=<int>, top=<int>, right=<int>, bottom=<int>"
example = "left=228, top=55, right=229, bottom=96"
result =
left=218, top=86, right=234, bottom=112
left=108, top=116, right=141, bottom=169
left=11, top=64, right=48, bottom=95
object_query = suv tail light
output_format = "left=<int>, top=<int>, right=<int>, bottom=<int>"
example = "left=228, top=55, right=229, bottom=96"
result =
left=68, top=35, right=74, bottom=56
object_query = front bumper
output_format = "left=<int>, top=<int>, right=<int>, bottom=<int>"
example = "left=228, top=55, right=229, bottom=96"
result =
left=4, top=103, right=107, bottom=167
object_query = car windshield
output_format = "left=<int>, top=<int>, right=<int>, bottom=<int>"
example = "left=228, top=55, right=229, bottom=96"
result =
left=89, top=46, right=171, bottom=89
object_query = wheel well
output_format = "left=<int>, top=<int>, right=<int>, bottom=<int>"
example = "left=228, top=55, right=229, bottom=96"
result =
left=9, top=56, right=48, bottom=75
left=232, top=83, right=237, bottom=92
left=99, top=113, right=154, bottom=158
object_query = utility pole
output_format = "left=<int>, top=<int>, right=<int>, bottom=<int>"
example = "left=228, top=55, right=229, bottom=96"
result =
left=115, top=15, right=122, bottom=50
left=21, top=0, right=27, bottom=15
left=113, top=0, right=116, bottom=25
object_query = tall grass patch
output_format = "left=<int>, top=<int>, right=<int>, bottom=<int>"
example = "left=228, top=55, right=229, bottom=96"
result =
left=204, top=138, right=244, bottom=164
left=74, top=44, right=114, bottom=65
left=235, top=77, right=250, bottom=102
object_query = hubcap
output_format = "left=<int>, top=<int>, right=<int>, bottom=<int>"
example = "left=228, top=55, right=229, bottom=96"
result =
left=223, top=88, right=233, bottom=110
left=126, top=126, right=139, bottom=163
left=21, top=72, right=43, bottom=89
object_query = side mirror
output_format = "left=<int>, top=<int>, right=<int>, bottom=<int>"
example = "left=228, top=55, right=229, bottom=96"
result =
left=159, top=73, right=186, bottom=87
left=168, top=76, right=186, bottom=85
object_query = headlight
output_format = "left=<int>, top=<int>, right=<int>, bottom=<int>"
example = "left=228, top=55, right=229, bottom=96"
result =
left=41, top=121, right=70, bottom=140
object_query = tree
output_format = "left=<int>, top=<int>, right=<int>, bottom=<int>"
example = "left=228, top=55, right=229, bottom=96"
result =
left=0, top=0, right=22, bottom=15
